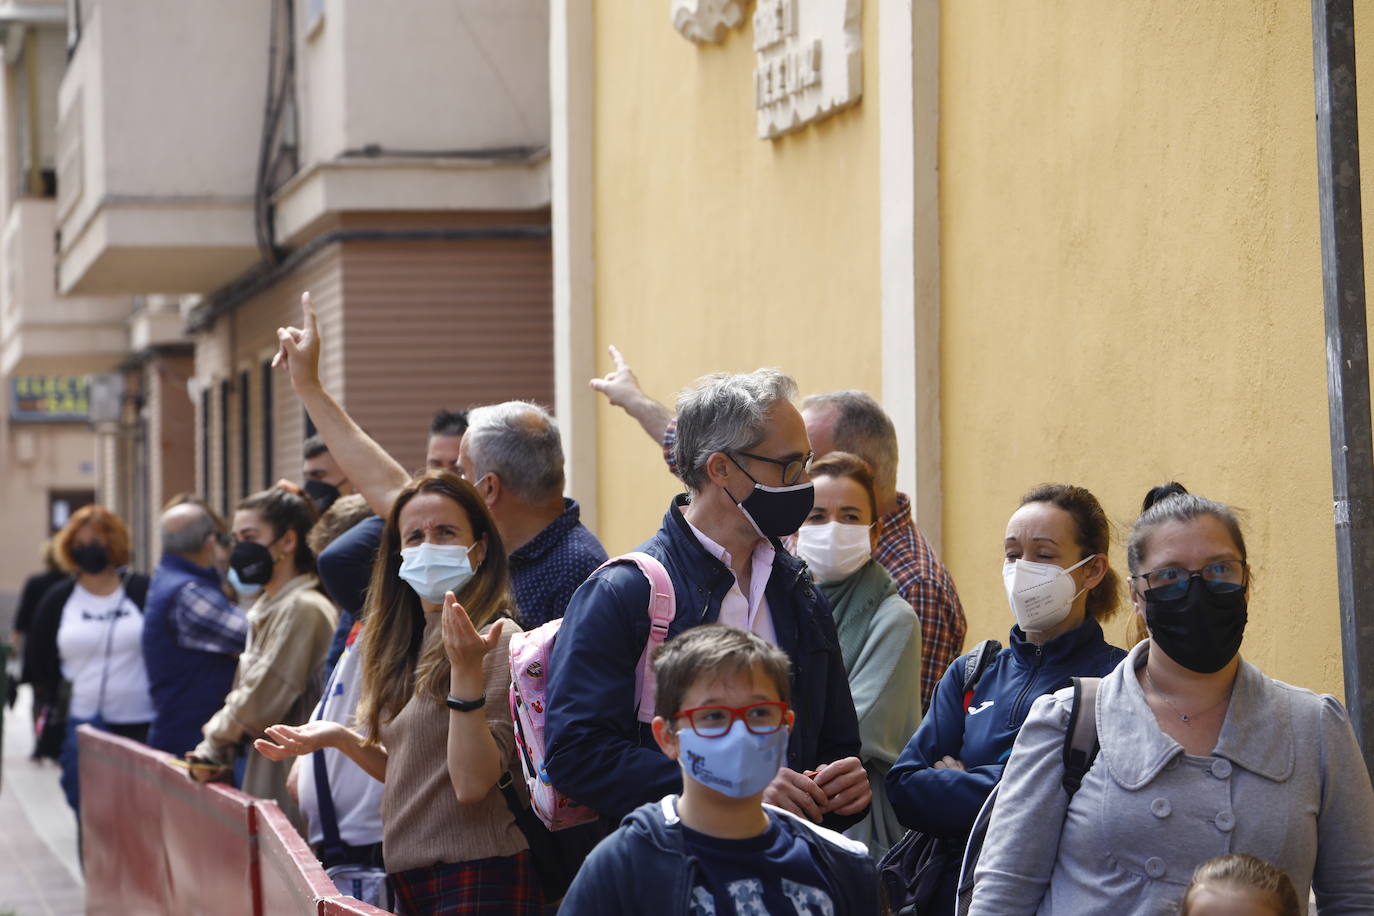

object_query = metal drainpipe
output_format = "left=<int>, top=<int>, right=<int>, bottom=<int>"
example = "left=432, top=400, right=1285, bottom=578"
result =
left=1311, top=0, right=1374, bottom=777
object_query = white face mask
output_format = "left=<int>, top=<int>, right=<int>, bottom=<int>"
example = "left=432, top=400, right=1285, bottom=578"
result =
left=795, top=521, right=872, bottom=584
left=1002, top=554, right=1096, bottom=632
left=398, top=541, right=479, bottom=604
left=676, top=719, right=789, bottom=798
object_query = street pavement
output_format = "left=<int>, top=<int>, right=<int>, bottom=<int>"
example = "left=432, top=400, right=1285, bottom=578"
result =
left=0, top=686, right=85, bottom=916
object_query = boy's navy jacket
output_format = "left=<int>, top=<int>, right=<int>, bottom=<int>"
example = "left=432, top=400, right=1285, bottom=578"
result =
left=544, top=496, right=865, bottom=827
left=559, top=795, right=879, bottom=915
left=885, top=616, right=1126, bottom=840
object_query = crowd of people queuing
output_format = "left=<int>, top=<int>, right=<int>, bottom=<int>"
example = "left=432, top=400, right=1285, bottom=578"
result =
left=7, top=292, right=1374, bottom=915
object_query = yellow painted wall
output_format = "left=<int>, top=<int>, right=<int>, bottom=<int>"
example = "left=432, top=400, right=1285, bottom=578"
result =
left=591, top=1, right=884, bottom=554
left=938, top=1, right=1356, bottom=697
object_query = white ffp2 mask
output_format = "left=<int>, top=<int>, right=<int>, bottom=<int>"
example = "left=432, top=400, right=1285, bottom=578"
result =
left=1002, top=554, right=1096, bottom=632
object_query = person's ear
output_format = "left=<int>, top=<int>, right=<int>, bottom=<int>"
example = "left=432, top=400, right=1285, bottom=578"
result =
left=1129, top=577, right=1146, bottom=617
left=479, top=474, right=501, bottom=508
left=652, top=716, right=680, bottom=761
left=275, top=529, right=297, bottom=563
left=468, top=535, right=487, bottom=569
left=783, top=708, right=796, bottom=731
left=703, top=452, right=733, bottom=489
left=1081, top=554, right=1108, bottom=592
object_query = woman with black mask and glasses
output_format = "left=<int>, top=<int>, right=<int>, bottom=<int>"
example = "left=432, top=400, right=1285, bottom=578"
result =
left=969, top=483, right=1374, bottom=915
left=185, top=486, right=337, bottom=835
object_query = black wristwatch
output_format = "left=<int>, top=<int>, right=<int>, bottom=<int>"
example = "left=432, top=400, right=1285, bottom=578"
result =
left=446, top=694, right=486, bottom=712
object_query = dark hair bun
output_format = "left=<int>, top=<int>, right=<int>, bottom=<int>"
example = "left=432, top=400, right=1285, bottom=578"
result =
left=1142, top=481, right=1189, bottom=512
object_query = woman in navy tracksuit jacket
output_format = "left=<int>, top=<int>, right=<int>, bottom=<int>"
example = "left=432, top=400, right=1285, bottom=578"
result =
left=885, top=484, right=1128, bottom=913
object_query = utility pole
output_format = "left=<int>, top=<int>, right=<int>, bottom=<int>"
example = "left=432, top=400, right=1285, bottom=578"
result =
left=1312, top=0, right=1374, bottom=777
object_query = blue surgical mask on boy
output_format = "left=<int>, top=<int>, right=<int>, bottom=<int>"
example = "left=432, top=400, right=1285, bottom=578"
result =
left=675, top=719, right=789, bottom=798
left=398, top=541, right=479, bottom=604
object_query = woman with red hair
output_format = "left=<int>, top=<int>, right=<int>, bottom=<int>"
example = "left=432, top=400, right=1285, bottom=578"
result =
left=25, top=504, right=153, bottom=817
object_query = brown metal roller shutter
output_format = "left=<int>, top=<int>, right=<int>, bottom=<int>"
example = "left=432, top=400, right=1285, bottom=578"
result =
left=339, top=235, right=554, bottom=474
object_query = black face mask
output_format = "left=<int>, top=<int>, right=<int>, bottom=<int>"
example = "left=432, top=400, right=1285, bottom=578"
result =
left=303, top=479, right=342, bottom=514
left=71, top=543, right=110, bottom=575
left=1144, top=577, right=1248, bottom=674
left=229, top=540, right=276, bottom=586
left=723, top=462, right=815, bottom=540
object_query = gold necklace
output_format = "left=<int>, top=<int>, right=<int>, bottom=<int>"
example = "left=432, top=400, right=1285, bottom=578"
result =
left=1144, top=669, right=1230, bottom=726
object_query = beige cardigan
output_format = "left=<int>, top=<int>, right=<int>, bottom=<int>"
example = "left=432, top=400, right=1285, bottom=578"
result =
left=193, top=573, right=337, bottom=829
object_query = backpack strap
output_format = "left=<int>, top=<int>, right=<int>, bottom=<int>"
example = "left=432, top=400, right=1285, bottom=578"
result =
left=591, top=552, right=676, bottom=724
left=1062, top=676, right=1101, bottom=796
left=961, top=639, right=1002, bottom=710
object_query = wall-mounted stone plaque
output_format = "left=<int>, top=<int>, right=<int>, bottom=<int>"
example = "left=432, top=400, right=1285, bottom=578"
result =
left=753, top=0, right=861, bottom=139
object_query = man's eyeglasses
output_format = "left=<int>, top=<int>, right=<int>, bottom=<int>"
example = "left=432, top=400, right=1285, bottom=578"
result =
left=1130, top=560, right=1248, bottom=600
left=731, top=451, right=814, bottom=486
left=671, top=702, right=789, bottom=738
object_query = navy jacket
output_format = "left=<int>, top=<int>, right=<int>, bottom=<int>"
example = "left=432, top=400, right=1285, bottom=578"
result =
left=544, top=496, right=864, bottom=827
left=143, top=554, right=243, bottom=756
left=886, top=617, right=1126, bottom=840
left=560, top=796, right=879, bottom=916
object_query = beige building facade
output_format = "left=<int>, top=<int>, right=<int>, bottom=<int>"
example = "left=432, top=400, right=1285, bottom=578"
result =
left=548, top=0, right=1367, bottom=701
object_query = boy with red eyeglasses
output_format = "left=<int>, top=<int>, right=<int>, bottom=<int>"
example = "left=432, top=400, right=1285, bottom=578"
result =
left=560, top=625, right=877, bottom=914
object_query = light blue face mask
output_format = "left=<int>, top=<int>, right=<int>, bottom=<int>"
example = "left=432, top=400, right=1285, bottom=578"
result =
left=228, top=566, right=263, bottom=600
left=398, top=541, right=479, bottom=604
left=675, top=719, right=789, bottom=799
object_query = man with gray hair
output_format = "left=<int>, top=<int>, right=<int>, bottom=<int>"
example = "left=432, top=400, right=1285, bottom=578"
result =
left=592, top=349, right=966, bottom=711
left=274, top=294, right=607, bottom=627
left=143, top=498, right=249, bottom=757
left=546, top=368, right=869, bottom=831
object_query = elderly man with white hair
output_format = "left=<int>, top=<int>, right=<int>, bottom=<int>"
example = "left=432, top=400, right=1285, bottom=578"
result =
left=544, top=368, right=870, bottom=831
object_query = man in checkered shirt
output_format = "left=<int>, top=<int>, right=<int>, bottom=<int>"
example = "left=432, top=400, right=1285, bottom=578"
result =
left=591, top=348, right=966, bottom=712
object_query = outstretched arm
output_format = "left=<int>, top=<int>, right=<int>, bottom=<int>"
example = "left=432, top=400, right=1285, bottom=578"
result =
left=589, top=345, right=674, bottom=444
left=274, top=292, right=411, bottom=517
left=255, top=720, right=388, bottom=783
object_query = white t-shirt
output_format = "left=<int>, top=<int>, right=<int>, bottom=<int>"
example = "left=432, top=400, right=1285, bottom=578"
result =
left=297, top=641, right=385, bottom=847
left=57, top=583, right=155, bottom=723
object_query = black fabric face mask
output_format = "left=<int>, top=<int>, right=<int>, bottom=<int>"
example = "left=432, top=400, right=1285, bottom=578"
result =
left=1144, top=577, right=1248, bottom=674
left=303, top=478, right=342, bottom=514
left=71, top=543, right=110, bottom=575
left=723, top=464, right=815, bottom=540
left=229, top=540, right=276, bottom=586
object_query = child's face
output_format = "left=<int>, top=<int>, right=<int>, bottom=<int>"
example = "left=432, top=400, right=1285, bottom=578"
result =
left=652, top=662, right=794, bottom=766
left=1185, top=887, right=1282, bottom=916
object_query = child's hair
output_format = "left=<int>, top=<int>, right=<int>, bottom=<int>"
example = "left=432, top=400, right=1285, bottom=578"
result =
left=1180, top=854, right=1302, bottom=916
left=653, top=624, right=792, bottom=720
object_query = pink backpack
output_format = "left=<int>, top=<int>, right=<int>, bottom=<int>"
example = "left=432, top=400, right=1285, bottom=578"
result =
left=508, top=552, right=676, bottom=830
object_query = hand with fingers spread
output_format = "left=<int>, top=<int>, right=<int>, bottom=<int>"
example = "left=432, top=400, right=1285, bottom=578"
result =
left=441, top=590, right=504, bottom=700
left=763, top=766, right=831, bottom=824
left=273, top=291, right=324, bottom=395
left=254, top=721, right=348, bottom=761
left=812, top=756, right=871, bottom=817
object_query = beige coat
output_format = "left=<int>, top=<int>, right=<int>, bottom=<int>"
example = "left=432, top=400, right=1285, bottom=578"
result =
left=193, top=573, right=337, bottom=830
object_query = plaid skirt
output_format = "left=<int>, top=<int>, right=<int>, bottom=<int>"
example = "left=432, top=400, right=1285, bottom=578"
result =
left=390, top=851, right=544, bottom=915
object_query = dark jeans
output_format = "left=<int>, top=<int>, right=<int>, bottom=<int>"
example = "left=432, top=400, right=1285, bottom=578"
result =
left=59, top=714, right=149, bottom=815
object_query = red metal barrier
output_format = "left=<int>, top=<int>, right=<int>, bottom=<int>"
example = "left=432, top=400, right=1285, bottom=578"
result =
left=257, top=800, right=337, bottom=915
left=77, top=727, right=393, bottom=916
